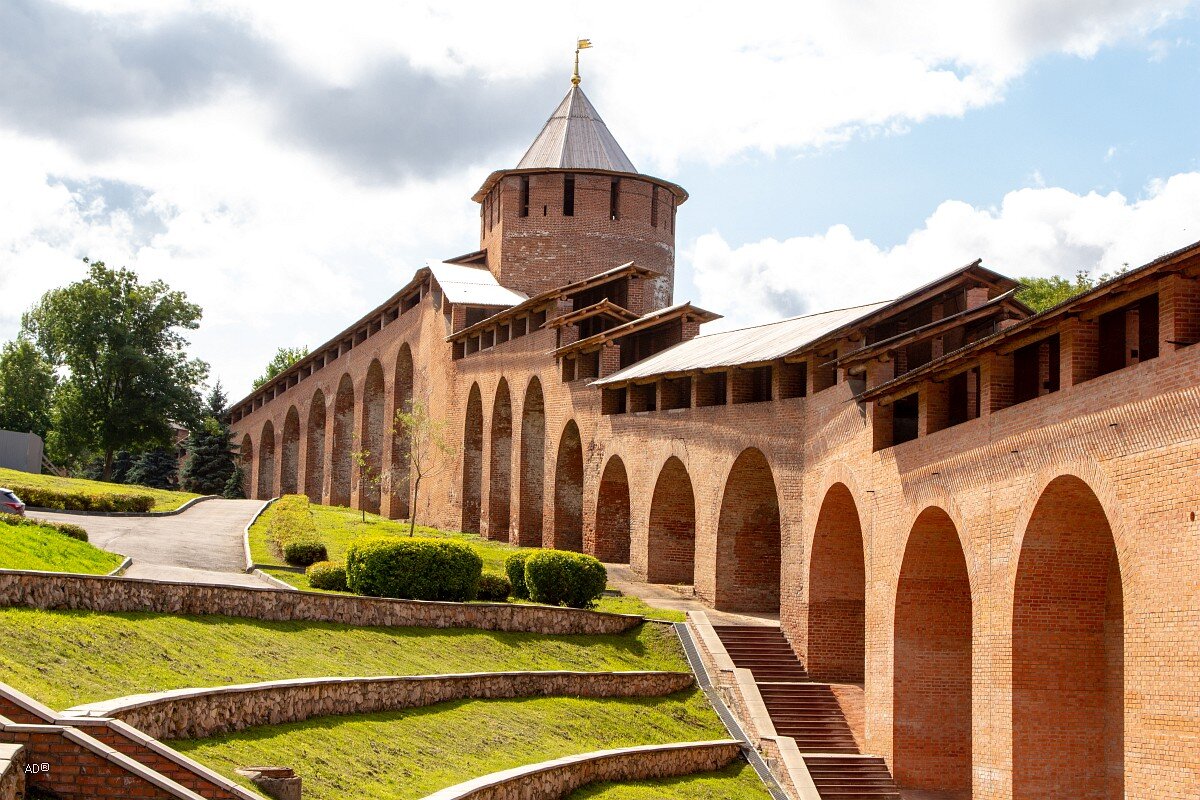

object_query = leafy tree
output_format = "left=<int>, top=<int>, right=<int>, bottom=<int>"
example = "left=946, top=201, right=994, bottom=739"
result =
left=393, top=399, right=456, bottom=537
left=83, top=451, right=136, bottom=484
left=21, top=260, right=207, bottom=480
left=252, top=346, right=308, bottom=389
left=126, top=447, right=180, bottom=490
left=181, top=383, right=240, bottom=495
left=352, top=441, right=382, bottom=523
left=0, top=336, right=57, bottom=439
left=1016, top=266, right=1129, bottom=313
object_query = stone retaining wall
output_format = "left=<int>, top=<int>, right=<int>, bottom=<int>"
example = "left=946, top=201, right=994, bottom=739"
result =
left=0, top=571, right=641, bottom=635
left=0, top=743, right=24, bottom=800
left=64, top=671, right=695, bottom=740
left=420, top=740, right=744, bottom=800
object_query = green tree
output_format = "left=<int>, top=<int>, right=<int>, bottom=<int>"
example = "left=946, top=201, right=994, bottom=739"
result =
left=22, top=259, right=208, bottom=480
left=1016, top=266, right=1129, bottom=313
left=181, top=383, right=239, bottom=495
left=393, top=399, right=456, bottom=536
left=0, top=337, right=57, bottom=439
left=252, top=346, right=308, bottom=389
left=126, top=447, right=180, bottom=490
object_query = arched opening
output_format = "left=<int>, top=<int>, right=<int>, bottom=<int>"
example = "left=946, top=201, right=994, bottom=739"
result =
left=304, top=389, right=326, bottom=503
left=487, top=379, right=512, bottom=541
left=257, top=420, right=276, bottom=499
left=239, top=434, right=253, bottom=498
left=645, top=457, right=696, bottom=584
left=280, top=407, right=300, bottom=496
left=714, top=448, right=781, bottom=613
left=893, top=507, right=972, bottom=797
left=360, top=360, right=385, bottom=515
left=331, top=374, right=354, bottom=508
left=553, top=420, right=584, bottom=551
left=1013, top=476, right=1123, bottom=800
left=390, top=344, right=413, bottom=519
left=807, top=483, right=866, bottom=683
left=592, top=455, right=630, bottom=563
left=461, top=383, right=483, bottom=534
left=517, top=377, right=545, bottom=547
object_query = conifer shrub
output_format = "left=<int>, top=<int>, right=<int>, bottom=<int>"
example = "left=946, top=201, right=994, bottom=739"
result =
left=306, top=561, right=348, bottom=592
left=504, top=550, right=534, bottom=599
left=476, top=572, right=512, bottom=602
left=346, top=537, right=482, bottom=601
left=524, top=550, right=608, bottom=609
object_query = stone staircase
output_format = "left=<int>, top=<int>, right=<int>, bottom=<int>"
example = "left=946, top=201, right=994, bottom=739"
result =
left=711, top=625, right=902, bottom=799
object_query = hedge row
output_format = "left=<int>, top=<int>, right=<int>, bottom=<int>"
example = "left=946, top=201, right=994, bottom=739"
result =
left=1, top=513, right=89, bottom=542
left=346, top=537, right=482, bottom=602
left=267, top=495, right=327, bottom=566
left=7, top=485, right=154, bottom=514
left=505, top=549, right=607, bottom=609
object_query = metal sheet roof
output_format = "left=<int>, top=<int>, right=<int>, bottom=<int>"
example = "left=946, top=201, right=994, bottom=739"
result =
left=516, top=86, right=637, bottom=173
left=592, top=301, right=891, bottom=385
left=427, top=262, right=527, bottom=307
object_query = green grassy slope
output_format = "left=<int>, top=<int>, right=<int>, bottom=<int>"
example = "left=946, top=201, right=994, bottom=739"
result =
left=251, top=501, right=686, bottom=621
left=0, top=467, right=201, bottom=512
left=568, top=761, right=771, bottom=800
left=172, top=692, right=735, bottom=800
left=0, top=521, right=123, bottom=574
left=0, top=608, right=686, bottom=710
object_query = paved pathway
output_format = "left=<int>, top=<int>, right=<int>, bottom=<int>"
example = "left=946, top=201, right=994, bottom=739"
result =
left=30, top=499, right=274, bottom=588
left=603, top=562, right=780, bottom=626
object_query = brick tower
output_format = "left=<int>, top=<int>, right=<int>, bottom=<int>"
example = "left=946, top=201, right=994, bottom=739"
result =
left=473, top=76, right=687, bottom=309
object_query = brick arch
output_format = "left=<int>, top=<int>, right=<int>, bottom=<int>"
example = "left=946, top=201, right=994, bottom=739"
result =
left=359, top=360, right=386, bottom=515
left=517, top=377, right=545, bottom=547
left=591, top=455, right=630, bottom=563
left=256, top=420, right=276, bottom=500
left=807, top=482, right=865, bottom=683
left=1012, top=475, right=1123, bottom=800
left=304, top=389, right=326, bottom=503
left=893, top=505, right=972, bottom=796
left=552, top=419, right=584, bottom=552
left=390, top=344, right=413, bottom=519
left=714, top=448, right=781, bottom=613
left=645, top=456, right=696, bottom=585
left=461, top=382, right=483, bottom=534
left=239, top=433, right=253, bottom=497
left=280, top=406, right=300, bottom=496
left=330, top=373, right=355, bottom=508
left=487, top=378, right=512, bottom=541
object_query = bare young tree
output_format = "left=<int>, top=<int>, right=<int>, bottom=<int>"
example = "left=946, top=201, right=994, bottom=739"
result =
left=351, top=441, right=381, bottom=523
left=392, top=398, right=456, bottom=536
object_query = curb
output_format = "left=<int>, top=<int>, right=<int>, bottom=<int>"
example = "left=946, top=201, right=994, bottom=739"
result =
left=242, top=497, right=277, bottom=572
left=107, top=557, right=134, bottom=578
left=28, top=494, right=220, bottom=519
left=251, top=568, right=297, bottom=591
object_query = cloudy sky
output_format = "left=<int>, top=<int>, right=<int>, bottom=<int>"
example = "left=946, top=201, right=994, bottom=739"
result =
left=2, top=0, right=1199, bottom=398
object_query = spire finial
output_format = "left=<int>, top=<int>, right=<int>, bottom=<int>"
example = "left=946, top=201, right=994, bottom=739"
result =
left=572, top=38, right=592, bottom=87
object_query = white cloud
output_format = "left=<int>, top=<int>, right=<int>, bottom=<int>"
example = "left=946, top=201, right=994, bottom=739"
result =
left=688, top=173, right=1200, bottom=331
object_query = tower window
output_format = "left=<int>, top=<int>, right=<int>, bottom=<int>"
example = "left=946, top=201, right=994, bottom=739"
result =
left=563, top=174, right=575, bottom=216
left=609, top=179, right=620, bottom=220
left=519, top=176, right=529, bottom=218
left=650, top=186, right=658, bottom=227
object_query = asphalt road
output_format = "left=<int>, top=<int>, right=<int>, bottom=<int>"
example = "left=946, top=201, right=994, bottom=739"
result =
left=30, top=498, right=274, bottom=588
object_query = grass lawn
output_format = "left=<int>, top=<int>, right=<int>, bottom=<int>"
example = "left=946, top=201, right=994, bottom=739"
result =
left=171, top=692, right=735, bottom=800
left=0, top=520, right=123, bottom=574
left=250, top=502, right=687, bottom=622
left=0, top=607, right=687, bottom=710
left=0, top=467, right=201, bottom=513
left=568, top=761, right=771, bottom=799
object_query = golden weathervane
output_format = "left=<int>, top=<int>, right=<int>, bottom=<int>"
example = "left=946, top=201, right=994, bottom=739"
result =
left=572, top=38, right=593, bottom=86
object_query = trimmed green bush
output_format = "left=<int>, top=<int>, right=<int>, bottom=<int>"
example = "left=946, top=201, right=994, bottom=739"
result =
left=505, top=551, right=534, bottom=599
left=284, top=540, right=327, bottom=567
left=346, top=537, right=482, bottom=602
left=7, top=485, right=153, bottom=513
left=0, top=513, right=89, bottom=542
left=306, top=561, right=348, bottom=592
left=524, top=550, right=608, bottom=609
left=476, top=572, right=512, bottom=602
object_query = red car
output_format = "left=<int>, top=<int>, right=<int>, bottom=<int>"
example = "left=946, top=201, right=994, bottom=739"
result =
left=0, top=488, right=25, bottom=516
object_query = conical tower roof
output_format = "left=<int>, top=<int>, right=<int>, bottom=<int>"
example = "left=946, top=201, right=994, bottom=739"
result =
left=515, top=85, right=637, bottom=173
